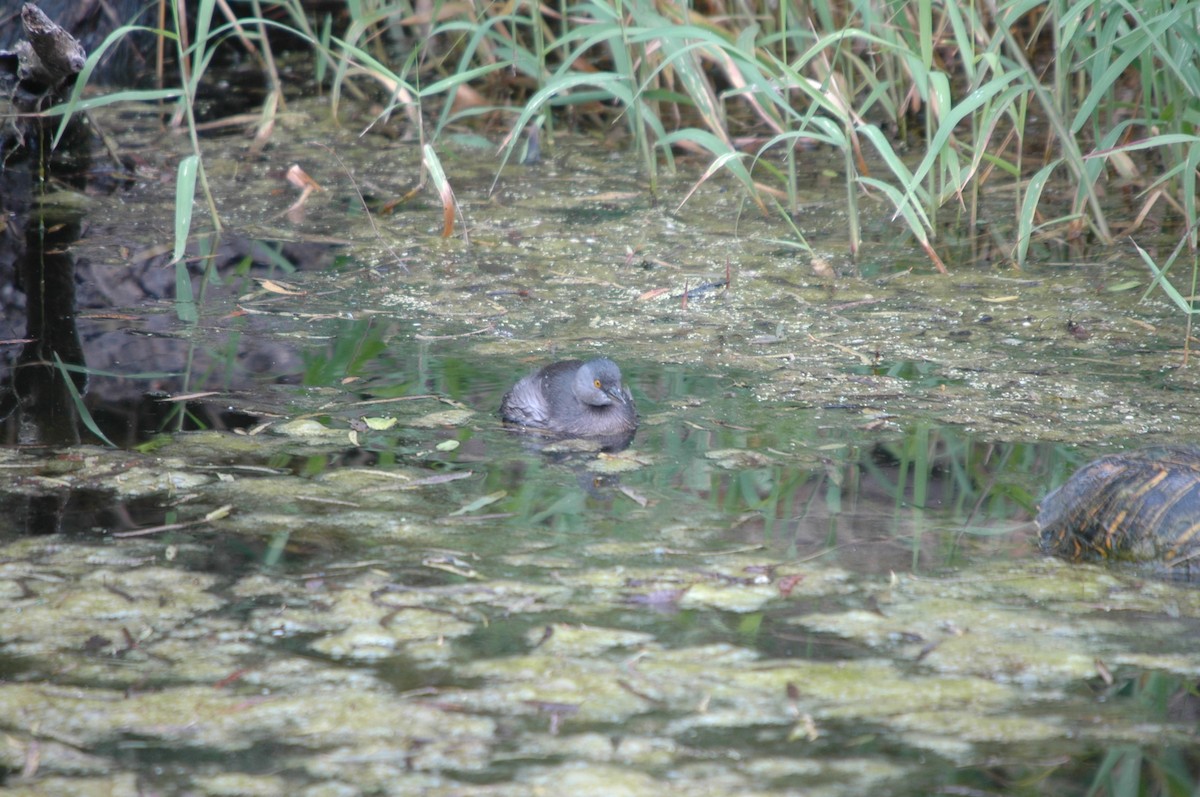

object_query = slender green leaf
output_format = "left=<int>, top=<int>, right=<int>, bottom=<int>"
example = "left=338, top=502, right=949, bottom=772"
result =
left=172, top=155, right=199, bottom=265
left=53, top=353, right=116, bottom=448
left=1134, top=240, right=1192, bottom=314
left=1015, top=160, right=1061, bottom=267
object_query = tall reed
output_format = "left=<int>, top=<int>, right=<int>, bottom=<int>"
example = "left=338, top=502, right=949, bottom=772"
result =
left=44, top=0, right=1200, bottom=276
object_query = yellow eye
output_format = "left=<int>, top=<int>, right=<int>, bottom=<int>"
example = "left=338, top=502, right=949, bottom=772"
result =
left=594, top=379, right=602, bottom=389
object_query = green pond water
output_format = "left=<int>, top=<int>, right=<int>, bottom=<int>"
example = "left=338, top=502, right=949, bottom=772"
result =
left=1, top=99, right=1199, bottom=795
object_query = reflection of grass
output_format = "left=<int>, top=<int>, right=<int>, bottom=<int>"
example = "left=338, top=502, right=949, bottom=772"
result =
left=302, top=318, right=389, bottom=386
left=54, top=353, right=113, bottom=447
left=478, top=394, right=1078, bottom=572
left=677, top=423, right=1082, bottom=569
left=1079, top=672, right=1200, bottom=797
left=1134, top=236, right=1200, bottom=363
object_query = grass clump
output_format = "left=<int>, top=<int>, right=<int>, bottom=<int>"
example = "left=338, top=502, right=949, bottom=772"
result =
left=32, top=0, right=1200, bottom=278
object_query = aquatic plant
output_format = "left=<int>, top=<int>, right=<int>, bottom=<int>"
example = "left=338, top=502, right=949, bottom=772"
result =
left=33, top=0, right=1200, bottom=276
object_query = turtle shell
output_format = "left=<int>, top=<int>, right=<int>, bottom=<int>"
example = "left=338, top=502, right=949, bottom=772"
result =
left=1037, top=446, right=1200, bottom=572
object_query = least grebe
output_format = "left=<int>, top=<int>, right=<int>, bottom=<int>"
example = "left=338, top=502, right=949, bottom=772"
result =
left=500, top=358, right=637, bottom=438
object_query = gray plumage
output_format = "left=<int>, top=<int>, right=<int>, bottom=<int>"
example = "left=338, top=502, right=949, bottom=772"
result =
left=500, top=358, right=637, bottom=438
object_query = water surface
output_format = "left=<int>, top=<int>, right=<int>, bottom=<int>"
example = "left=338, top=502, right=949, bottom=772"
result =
left=2, top=97, right=1198, bottom=796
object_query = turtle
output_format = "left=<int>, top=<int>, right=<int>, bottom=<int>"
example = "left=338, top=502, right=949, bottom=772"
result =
left=1037, top=446, right=1200, bottom=576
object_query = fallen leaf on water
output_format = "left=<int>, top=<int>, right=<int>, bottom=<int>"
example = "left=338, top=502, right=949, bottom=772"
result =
left=1106, top=280, right=1141, bottom=293
left=588, top=191, right=640, bottom=201
left=204, top=504, right=234, bottom=522
left=810, top=256, right=834, bottom=278
left=401, top=471, right=473, bottom=489
left=256, top=278, right=307, bottom=296
left=637, top=287, right=670, bottom=301
left=422, top=555, right=478, bottom=578
left=449, top=490, right=506, bottom=516
left=411, top=409, right=474, bottom=428
left=618, top=485, right=648, bottom=506
left=777, top=573, right=806, bottom=597
left=286, top=164, right=323, bottom=191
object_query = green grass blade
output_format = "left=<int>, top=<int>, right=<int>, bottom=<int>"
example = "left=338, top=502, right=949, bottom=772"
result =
left=1134, top=240, right=1191, bottom=314
left=52, top=25, right=179, bottom=148
left=172, top=155, right=199, bottom=265
left=1015, top=159, right=1062, bottom=267
left=492, top=73, right=631, bottom=190
left=52, top=353, right=116, bottom=448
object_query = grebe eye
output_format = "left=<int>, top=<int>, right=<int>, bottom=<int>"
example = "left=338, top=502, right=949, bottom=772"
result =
left=594, top=379, right=602, bottom=389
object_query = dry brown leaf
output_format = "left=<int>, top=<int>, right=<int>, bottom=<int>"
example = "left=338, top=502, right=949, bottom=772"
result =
left=256, top=278, right=307, bottom=296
